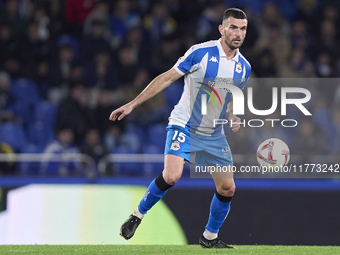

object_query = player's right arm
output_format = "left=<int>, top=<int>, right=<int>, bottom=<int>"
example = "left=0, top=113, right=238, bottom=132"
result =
left=109, top=67, right=183, bottom=121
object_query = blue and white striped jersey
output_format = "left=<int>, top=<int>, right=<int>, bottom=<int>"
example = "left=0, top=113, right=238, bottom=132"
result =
left=169, top=39, right=251, bottom=136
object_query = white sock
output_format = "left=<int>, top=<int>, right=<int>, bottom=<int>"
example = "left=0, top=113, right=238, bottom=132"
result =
left=203, top=229, right=218, bottom=240
left=132, top=208, right=145, bottom=220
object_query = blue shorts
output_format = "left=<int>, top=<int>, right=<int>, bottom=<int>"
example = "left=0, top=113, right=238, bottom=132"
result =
left=164, top=125, right=233, bottom=166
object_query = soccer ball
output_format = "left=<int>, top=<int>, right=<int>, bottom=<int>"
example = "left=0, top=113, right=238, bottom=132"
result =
left=257, top=138, right=290, bottom=170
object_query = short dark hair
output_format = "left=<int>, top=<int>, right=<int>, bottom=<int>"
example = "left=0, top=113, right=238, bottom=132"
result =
left=223, top=8, right=247, bottom=22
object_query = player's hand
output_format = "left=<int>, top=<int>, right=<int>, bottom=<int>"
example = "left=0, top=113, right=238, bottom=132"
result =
left=109, top=103, right=134, bottom=121
left=228, top=114, right=241, bottom=132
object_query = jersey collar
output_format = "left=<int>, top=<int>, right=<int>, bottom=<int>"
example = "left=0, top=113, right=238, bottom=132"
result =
left=218, top=38, right=239, bottom=62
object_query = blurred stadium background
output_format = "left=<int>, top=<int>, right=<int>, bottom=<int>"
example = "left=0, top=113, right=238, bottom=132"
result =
left=0, top=0, right=339, bottom=246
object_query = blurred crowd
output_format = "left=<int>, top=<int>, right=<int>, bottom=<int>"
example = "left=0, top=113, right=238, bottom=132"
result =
left=0, top=0, right=339, bottom=176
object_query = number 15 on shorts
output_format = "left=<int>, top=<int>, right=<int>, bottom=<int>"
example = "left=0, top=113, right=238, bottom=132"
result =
left=172, top=130, right=186, bottom=142
left=170, top=130, right=186, bottom=151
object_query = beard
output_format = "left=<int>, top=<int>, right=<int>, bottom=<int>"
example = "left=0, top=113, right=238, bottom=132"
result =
left=224, top=35, right=243, bottom=50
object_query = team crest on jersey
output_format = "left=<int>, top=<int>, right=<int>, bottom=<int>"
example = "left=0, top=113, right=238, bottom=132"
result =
left=236, top=62, right=242, bottom=73
left=171, top=141, right=180, bottom=151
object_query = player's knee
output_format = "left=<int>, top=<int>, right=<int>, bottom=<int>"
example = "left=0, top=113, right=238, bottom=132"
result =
left=217, top=183, right=236, bottom=197
left=162, top=171, right=181, bottom=185
left=228, top=184, right=236, bottom=196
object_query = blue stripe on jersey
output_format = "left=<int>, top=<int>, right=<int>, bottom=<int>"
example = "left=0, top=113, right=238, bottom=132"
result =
left=180, top=47, right=217, bottom=130
left=174, top=48, right=209, bottom=131
left=237, top=55, right=251, bottom=90
left=213, top=92, right=232, bottom=135
left=187, top=46, right=220, bottom=131
left=212, top=56, right=250, bottom=135
left=177, top=47, right=210, bottom=74
left=213, top=57, right=246, bottom=135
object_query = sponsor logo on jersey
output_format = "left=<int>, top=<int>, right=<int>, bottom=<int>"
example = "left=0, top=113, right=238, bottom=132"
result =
left=197, top=82, right=223, bottom=106
left=209, top=56, right=219, bottom=63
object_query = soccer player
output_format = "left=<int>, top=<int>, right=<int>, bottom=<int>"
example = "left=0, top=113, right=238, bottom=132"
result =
left=109, top=8, right=250, bottom=248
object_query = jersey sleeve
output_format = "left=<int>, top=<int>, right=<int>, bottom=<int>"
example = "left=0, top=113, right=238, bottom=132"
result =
left=173, top=46, right=200, bottom=75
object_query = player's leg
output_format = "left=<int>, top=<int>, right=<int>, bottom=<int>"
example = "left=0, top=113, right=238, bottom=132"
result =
left=120, top=125, right=190, bottom=240
left=199, top=174, right=235, bottom=248
left=196, top=134, right=235, bottom=248
left=120, top=154, right=184, bottom=240
left=137, top=154, right=184, bottom=215
left=205, top=176, right=235, bottom=236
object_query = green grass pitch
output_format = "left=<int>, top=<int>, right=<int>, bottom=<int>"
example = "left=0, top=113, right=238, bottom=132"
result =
left=0, top=245, right=339, bottom=255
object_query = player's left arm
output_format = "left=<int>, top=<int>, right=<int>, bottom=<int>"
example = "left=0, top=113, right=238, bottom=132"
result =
left=226, top=95, right=241, bottom=132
